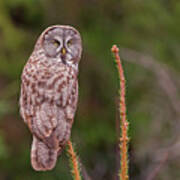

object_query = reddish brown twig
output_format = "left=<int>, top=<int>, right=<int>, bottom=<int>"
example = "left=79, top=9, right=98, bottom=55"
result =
left=111, top=45, right=129, bottom=180
left=147, top=152, right=169, bottom=180
left=67, top=140, right=82, bottom=180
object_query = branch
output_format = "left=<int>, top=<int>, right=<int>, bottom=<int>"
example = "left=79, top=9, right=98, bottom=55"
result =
left=146, top=152, right=168, bottom=180
left=78, top=157, right=92, bottom=180
left=112, top=45, right=129, bottom=180
left=67, top=140, right=82, bottom=180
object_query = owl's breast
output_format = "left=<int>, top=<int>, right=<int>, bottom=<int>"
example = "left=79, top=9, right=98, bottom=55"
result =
left=22, top=62, right=77, bottom=108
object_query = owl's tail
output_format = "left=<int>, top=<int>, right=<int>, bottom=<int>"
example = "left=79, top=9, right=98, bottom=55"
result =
left=31, top=136, right=59, bottom=171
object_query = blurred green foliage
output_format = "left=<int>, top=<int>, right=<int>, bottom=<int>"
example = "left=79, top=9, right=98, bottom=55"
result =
left=0, top=0, right=180, bottom=179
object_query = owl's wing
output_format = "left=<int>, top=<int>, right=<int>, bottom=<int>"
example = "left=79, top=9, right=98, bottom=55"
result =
left=64, top=80, right=78, bottom=122
left=20, top=79, right=58, bottom=140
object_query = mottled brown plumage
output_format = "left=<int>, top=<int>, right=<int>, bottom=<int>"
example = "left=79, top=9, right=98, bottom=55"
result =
left=19, top=25, right=82, bottom=171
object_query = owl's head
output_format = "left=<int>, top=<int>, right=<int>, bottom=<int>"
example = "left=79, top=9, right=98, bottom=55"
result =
left=37, top=25, right=82, bottom=67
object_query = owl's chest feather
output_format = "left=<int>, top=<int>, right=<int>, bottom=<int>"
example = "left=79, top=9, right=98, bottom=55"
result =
left=22, top=61, right=77, bottom=107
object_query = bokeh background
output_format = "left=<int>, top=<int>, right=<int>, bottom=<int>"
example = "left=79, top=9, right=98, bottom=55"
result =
left=0, top=0, right=180, bottom=179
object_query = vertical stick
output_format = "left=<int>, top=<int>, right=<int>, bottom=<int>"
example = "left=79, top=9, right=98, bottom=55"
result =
left=67, top=140, right=82, bottom=180
left=111, top=45, right=129, bottom=180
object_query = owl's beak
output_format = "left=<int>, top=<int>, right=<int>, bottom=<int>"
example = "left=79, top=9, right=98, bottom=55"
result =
left=60, top=47, right=67, bottom=64
left=61, top=47, right=66, bottom=55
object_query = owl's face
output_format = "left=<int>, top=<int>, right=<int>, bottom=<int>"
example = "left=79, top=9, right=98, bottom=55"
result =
left=40, top=25, right=82, bottom=66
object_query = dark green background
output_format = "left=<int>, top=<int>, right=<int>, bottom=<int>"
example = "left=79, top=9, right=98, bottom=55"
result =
left=0, top=0, right=180, bottom=179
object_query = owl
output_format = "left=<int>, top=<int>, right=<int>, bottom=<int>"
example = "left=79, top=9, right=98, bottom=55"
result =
left=19, top=25, right=82, bottom=171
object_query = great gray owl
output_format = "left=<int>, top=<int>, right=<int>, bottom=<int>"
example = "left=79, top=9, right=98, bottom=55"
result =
left=19, top=25, right=82, bottom=171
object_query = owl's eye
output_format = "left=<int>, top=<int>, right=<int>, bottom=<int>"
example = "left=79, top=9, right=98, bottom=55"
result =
left=52, top=39, right=60, bottom=47
left=67, top=39, right=72, bottom=47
